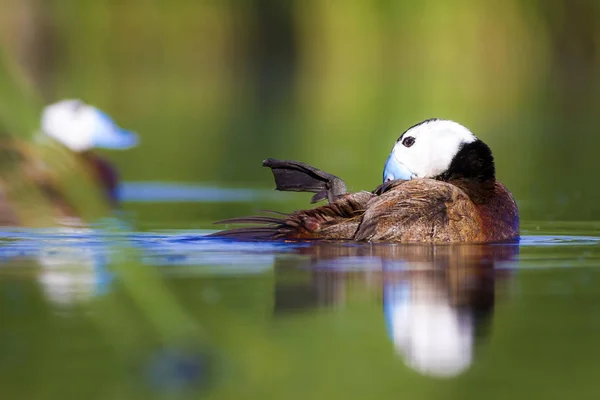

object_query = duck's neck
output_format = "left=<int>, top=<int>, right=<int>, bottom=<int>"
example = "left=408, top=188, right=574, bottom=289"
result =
left=434, top=140, right=496, bottom=204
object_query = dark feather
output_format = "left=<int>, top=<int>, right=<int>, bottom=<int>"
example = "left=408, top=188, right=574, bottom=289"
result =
left=373, top=178, right=407, bottom=195
left=208, top=212, right=289, bottom=240
left=213, top=216, right=284, bottom=225
left=262, top=158, right=347, bottom=203
left=206, top=226, right=282, bottom=240
left=257, top=209, right=289, bottom=216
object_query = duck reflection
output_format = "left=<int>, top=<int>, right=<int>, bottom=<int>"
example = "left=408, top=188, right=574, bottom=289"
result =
left=273, top=241, right=518, bottom=377
left=0, top=234, right=114, bottom=307
left=35, top=242, right=113, bottom=306
left=382, top=245, right=513, bottom=377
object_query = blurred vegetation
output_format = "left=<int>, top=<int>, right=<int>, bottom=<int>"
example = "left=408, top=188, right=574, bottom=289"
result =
left=1, top=0, right=600, bottom=223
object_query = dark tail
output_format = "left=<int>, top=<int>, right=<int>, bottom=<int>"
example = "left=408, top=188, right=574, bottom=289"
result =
left=206, top=212, right=295, bottom=241
left=262, top=158, right=347, bottom=203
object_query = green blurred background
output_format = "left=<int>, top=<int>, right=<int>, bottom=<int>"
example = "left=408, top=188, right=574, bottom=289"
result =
left=1, top=0, right=599, bottom=222
left=3, top=3, right=600, bottom=399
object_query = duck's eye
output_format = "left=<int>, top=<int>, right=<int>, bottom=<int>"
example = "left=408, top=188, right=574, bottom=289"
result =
left=402, top=136, right=415, bottom=147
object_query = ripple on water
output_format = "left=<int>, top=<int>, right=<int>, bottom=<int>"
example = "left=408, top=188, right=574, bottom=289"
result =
left=1, top=226, right=600, bottom=273
left=520, top=235, right=600, bottom=247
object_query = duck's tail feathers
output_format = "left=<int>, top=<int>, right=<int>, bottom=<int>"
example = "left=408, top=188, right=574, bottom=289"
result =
left=262, top=158, right=347, bottom=203
left=207, top=213, right=293, bottom=241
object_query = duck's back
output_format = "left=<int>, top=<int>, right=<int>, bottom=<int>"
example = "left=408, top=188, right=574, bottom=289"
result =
left=354, top=179, right=518, bottom=243
left=355, top=179, right=479, bottom=242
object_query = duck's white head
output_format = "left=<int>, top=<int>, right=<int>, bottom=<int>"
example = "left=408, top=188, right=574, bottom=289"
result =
left=41, top=99, right=139, bottom=152
left=383, top=119, right=492, bottom=183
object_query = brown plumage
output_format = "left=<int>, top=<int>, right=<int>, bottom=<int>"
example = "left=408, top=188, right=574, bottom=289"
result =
left=0, top=139, right=121, bottom=226
left=212, top=176, right=518, bottom=243
left=211, top=119, right=520, bottom=243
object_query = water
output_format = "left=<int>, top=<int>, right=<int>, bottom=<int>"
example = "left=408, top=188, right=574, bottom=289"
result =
left=1, top=184, right=600, bottom=399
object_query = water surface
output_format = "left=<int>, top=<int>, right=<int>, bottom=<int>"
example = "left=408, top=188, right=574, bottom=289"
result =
left=1, top=184, right=599, bottom=399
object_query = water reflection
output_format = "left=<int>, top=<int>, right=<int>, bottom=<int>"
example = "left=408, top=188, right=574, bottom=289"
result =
left=0, top=227, right=115, bottom=306
left=37, top=243, right=112, bottom=305
left=10, top=226, right=600, bottom=396
left=0, top=228, right=219, bottom=397
left=144, top=343, right=214, bottom=394
left=273, top=242, right=518, bottom=377
left=3, top=220, right=600, bottom=398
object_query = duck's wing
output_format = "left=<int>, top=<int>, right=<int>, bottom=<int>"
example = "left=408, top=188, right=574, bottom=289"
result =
left=210, top=191, right=373, bottom=240
left=355, top=179, right=481, bottom=242
left=208, top=158, right=363, bottom=240
left=262, top=158, right=347, bottom=203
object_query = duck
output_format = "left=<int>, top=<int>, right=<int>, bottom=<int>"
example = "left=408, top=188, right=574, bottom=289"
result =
left=211, top=118, right=519, bottom=243
left=39, top=99, right=139, bottom=205
left=0, top=99, right=138, bottom=225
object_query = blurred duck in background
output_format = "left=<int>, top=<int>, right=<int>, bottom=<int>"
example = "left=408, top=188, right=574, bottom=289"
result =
left=40, top=99, right=139, bottom=205
left=0, top=99, right=139, bottom=226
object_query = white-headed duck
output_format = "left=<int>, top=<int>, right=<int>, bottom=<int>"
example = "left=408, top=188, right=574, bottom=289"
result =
left=40, top=99, right=139, bottom=205
left=212, top=119, right=519, bottom=243
left=0, top=99, right=138, bottom=225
